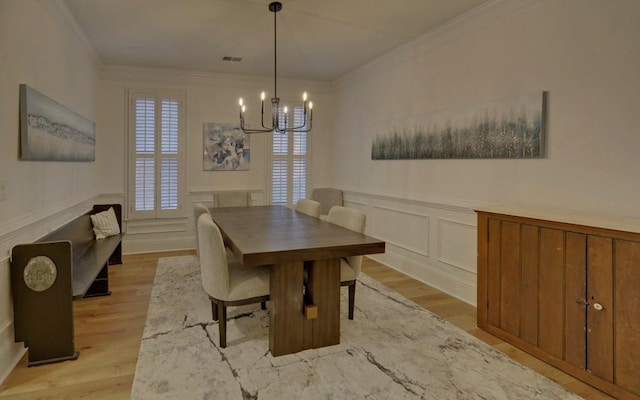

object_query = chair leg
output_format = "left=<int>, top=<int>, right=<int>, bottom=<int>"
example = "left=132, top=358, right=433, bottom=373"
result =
left=212, top=300, right=218, bottom=321
left=218, top=302, right=227, bottom=348
left=261, top=301, right=267, bottom=310
left=348, top=282, right=356, bottom=320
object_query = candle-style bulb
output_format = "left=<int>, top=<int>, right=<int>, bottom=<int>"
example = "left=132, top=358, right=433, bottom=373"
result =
left=308, top=101, right=313, bottom=110
left=303, top=92, right=308, bottom=101
left=261, top=91, right=266, bottom=101
left=283, top=106, right=288, bottom=114
left=239, top=98, right=243, bottom=106
left=241, top=105, right=246, bottom=113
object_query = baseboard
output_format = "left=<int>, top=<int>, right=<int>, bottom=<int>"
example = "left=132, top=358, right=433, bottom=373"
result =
left=368, top=253, right=477, bottom=306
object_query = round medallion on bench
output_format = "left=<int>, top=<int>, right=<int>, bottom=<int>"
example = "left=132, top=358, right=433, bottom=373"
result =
left=23, top=256, right=57, bottom=292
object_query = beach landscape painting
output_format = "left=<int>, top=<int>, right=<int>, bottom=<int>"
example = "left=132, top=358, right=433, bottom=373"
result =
left=19, top=84, right=95, bottom=161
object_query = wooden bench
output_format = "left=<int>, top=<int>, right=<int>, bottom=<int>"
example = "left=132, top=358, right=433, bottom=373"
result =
left=10, top=204, right=124, bottom=366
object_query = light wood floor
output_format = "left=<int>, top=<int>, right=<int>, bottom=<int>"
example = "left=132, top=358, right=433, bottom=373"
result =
left=0, top=252, right=613, bottom=399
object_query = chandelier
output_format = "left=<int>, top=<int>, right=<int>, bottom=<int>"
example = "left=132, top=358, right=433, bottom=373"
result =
left=238, top=2, right=313, bottom=134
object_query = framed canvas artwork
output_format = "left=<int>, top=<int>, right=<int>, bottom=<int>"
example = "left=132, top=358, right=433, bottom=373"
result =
left=19, top=84, right=95, bottom=161
left=203, top=123, right=250, bottom=171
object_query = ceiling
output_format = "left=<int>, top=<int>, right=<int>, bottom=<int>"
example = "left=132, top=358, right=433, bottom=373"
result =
left=62, top=0, right=491, bottom=82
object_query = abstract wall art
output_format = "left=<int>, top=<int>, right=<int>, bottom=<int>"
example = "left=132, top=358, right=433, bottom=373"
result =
left=19, top=84, right=95, bottom=161
left=203, top=123, right=250, bottom=171
left=371, top=92, right=547, bottom=160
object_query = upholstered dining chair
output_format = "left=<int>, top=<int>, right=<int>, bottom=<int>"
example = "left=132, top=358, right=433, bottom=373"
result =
left=193, top=203, right=210, bottom=257
left=295, top=198, right=321, bottom=218
left=327, top=206, right=366, bottom=320
left=197, top=213, right=270, bottom=348
left=213, top=191, right=250, bottom=208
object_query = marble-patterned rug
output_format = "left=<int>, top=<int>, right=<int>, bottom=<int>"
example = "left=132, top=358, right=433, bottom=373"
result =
left=131, top=256, right=583, bottom=400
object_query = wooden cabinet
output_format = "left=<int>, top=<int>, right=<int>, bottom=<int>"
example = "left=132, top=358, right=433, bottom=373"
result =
left=476, top=206, right=640, bottom=400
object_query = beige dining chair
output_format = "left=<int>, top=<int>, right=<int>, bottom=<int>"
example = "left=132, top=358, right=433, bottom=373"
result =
left=197, top=213, right=270, bottom=348
left=213, top=191, right=250, bottom=208
left=295, top=198, right=321, bottom=218
left=193, top=203, right=210, bottom=257
left=327, top=205, right=366, bottom=320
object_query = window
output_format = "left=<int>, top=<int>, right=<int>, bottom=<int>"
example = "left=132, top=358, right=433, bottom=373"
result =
left=271, top=105, right=308, bottom=206
left=127, top=91, right=185, bottom=219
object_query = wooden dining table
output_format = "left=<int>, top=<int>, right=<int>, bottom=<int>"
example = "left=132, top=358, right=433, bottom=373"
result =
left=209, top=205, right=385, bottom=356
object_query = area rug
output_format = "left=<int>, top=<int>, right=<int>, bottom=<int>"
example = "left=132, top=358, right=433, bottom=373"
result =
left=131, top=256, right=583, bottom=399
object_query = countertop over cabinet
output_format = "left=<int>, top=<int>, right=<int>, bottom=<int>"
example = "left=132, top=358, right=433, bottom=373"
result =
left=475, top=204, right=640, bottom=234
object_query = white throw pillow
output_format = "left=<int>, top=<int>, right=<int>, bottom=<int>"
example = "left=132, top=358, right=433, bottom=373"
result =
left=90, top=207, right=120, bottom=240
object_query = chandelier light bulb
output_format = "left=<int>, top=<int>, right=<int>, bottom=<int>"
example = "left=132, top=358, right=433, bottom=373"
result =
left=261, top=91, right=266, bottom=101
left=242, top=105, right=246, bottom=113
left=283, top=106, right=288, bottom=114
left=239, top=98, right=243, bottom=107
left=309, top=101, right=313, bottom=110
left=303, top=92, right=308, bottom=101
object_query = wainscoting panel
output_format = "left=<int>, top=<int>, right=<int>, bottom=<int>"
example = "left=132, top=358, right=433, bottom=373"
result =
left=0, top=257, right=26, bottom=386
left=370, top=205, right=430, bottom=257
left=437, top=218, right=477, bottom=274
left=343, top=189, right=482, bottom=306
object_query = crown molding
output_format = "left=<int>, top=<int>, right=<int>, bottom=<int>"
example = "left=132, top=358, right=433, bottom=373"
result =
left=100, top=65, right=333, bottom=94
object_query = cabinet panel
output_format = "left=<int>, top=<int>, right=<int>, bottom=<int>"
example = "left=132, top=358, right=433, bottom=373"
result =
left=520, top=224, right=539, bottom=345
left=538, top=228, right=565, bottom=359
left=487, top=218, right=502, bottom=327
left=564, top=232, right=586, bottom=370
left=586, top=236, right=614, bottom=382
left=500, top=221, right=521, bottom=336
left=614, top=240, right=640, bottom=396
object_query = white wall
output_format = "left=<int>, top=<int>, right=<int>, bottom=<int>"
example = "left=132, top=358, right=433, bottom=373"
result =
left=331, top=0, right=640, bottom=304
left=97, top=67, right=333, bottom=253
left=0, top=0, right=100, bottom=384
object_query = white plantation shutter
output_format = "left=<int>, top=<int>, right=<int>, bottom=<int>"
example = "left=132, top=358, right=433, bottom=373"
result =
left=128, top=91, right=185, bottom=219
left=160, top=99, right=179, bottom=211
left=271, top=105, right=309, bottom=206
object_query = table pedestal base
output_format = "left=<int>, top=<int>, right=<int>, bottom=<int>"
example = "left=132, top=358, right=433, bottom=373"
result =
left=269, top=258, right=341, bottom=356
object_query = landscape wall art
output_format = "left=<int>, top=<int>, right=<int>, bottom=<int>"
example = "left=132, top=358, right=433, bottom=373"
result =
left=371, top=92, right=546, bottom=160
left=19, top=84, right=96, bottom=161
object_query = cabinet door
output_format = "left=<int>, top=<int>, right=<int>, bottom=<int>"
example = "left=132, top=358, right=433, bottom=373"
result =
left=586, top=236, right=614, bottom=381
left=614, top=239, right=640, bottom=397
left=565, top=232, right=587, bottom=370
left=538, top=228, right=565, bottom=359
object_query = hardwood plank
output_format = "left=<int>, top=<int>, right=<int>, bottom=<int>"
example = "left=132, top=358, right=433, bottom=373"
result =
left=586, top=236, right=614, bottom=382
left=500, top=221, right=521, bottom=337
left=565, top=232, right=587, bottom=370
left=487, top=218, right=502, bottom=327
left=614, top=239, right=640, bottom=397
left=538, top=228, right=565, bottom=359
left=520, top=224, right=540, bottom=346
